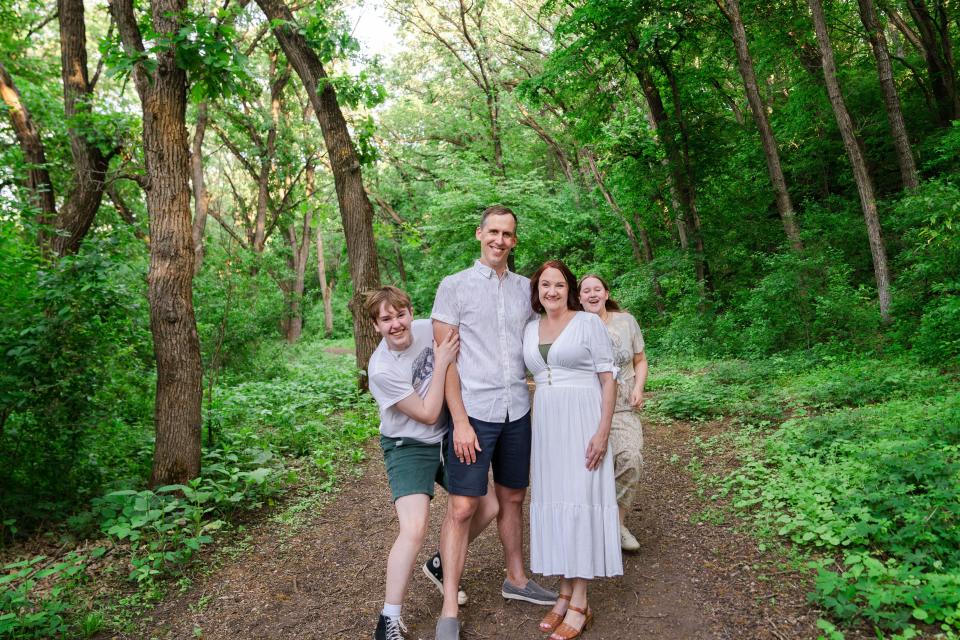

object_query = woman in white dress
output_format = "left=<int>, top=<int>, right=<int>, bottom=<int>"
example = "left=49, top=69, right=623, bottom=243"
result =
left=523, top=260, right=622, bottom=640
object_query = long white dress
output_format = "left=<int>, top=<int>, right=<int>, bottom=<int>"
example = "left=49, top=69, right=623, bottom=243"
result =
left=523, top=311, right=623, bottom=579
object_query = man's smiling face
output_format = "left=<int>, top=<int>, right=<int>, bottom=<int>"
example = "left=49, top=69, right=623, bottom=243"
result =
left=475, top=212, right=517, bottom=270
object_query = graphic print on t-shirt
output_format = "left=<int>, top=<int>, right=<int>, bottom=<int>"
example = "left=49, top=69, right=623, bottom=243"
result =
left=411, top=346, right=434, bottom=392
left=609, top=330, right=631, bottom=382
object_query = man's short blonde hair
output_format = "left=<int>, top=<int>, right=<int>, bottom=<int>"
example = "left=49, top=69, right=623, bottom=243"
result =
left=364, top=286, right=413, bottom=321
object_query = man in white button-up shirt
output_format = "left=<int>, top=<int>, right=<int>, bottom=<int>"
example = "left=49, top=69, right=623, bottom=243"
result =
left=431, top=206, right=557, bottom=640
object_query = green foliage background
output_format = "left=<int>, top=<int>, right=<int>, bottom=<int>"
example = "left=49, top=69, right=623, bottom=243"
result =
left=1, top=0, right=958, bottom=636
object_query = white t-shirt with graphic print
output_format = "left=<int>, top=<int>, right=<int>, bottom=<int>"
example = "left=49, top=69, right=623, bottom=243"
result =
left=368, top=319, right=447, bottom=444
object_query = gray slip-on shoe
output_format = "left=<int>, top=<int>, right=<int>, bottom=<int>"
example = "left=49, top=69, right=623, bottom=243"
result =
left=501, top=578, right=558, bottom=605
left=434, top=616, right=460, bottom=640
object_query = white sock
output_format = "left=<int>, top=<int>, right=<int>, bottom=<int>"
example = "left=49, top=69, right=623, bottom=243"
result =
left=382, top=603, right=402, bottom=619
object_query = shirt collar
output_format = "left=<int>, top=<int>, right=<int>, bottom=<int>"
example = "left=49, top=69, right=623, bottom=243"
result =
left=474, top=259, right=510, bottom=281
left=378, top=338, right=407, bottom=361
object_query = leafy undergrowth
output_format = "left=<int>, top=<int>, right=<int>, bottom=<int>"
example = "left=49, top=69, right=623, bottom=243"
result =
left=0, top=340, right=376, bottom=639
left=647, top=353, right=960, bottom=639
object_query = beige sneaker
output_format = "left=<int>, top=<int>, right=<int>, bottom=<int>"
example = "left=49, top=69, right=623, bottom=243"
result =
left=620, top=524, right=640, bottom=551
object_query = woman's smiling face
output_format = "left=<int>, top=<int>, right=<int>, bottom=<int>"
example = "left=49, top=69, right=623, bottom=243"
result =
left=579, top=276, right=608, bottom=314
left=539, top=267, right=570, bottom=313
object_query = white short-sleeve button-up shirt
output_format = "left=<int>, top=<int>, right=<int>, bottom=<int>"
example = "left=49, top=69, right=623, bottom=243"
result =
left=431, top=260, right=537, bottom=423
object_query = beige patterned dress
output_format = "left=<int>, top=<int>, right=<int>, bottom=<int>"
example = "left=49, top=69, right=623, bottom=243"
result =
left=604, top=312, right=645, bottom=511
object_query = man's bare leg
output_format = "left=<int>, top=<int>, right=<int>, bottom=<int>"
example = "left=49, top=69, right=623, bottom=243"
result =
left=494, top=483, right=528, bottom=587
left=439, top=494, right=478, bottom=618
left=468, top=490, right=498, bottom=541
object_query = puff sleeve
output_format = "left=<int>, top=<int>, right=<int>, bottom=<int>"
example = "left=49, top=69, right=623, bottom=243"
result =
left=584, top=313, right=617, bottom=376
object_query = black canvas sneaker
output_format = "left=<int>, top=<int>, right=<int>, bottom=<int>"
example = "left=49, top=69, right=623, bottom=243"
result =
left=374, top=613, right=406, bottom=640
left=422, top=551, right=468, bottom=605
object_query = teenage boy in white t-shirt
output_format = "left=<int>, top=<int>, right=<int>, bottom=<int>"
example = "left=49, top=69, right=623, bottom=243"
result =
left=366, top=287, right=498, bottom=640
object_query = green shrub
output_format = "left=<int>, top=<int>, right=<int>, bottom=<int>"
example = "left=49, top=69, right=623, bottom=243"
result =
left=724, top=394, right=960, bottom=632
left=716, top=251, right=879, bottom=357
left=777, top=358, right=944, bottom=411
left=649, top=377, right=744, bottom=420
left=0, top=236, right=153, bottom=531
left=912, top=293, right=960, bottom=370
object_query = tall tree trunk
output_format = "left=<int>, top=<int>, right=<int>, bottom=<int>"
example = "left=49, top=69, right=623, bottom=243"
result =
left=0, top=63, right=58, bottom=222
left=255, top=0, right=380, bottom=385
left=1, top=0, right=115, bottom=261
left=903, top=0, right=959, bottom=125
left=306, top=160, right=334, bottom=337
left=392, top=225, right=407, bottom=287
left=191, top=102, right=209, bottom=273
left=53, top=0, right=112, bottom=257
left=110, top=0, right=204, bottom=485
left=717, top=0, right=804, bottom=250
left=254, top=56, right=288, bottom=254
left=487, top=91, right=506, bottom=176
left=282, top=211, right=311, bottom=343
left=808, top=0, right=893, bottom=322
left=316, top=228, right=335, bottom=337
left=858, top=0, right=920, bottom=189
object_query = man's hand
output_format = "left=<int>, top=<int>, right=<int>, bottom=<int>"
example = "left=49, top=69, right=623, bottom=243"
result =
left=585, top=431, right=608, bottom=471
left=434, top=329, right=460, bottom=370
left=629, top=386, right=645, bottom=409
left=452, top=419, right=481, bottom=465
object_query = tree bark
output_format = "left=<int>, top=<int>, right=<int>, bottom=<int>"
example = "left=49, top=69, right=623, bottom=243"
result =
left=316, top=229, right=335, bottom=337
left=903, top=0, right=959, bottom=125
left=857, top=0, right=919, bottom=189
left=191, top=102, right=209, bottom=273
left=0, top=63, right=57, bottom=222
left=882, top=4, right=926, bottom=55
left=808, top=0, right=893, bottom=322
left=110, top=0, right=204, bottom=485
left=53, top=0, right=112, bottom=257
left=255, top=0, right=380, bottom=385
left=717, top=0, right=804, bottom=250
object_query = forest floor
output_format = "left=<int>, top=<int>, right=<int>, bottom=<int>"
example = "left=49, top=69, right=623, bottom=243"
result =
left=103, top=402, right=858, bottom=640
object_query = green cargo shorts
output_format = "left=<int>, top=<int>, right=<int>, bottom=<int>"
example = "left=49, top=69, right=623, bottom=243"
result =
left=380, top=434, right=448, bottom=502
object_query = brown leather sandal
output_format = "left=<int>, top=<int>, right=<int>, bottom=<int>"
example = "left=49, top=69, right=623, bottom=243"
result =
left=549, top=604, right=593, bottom=640
left=538, top=593, right=572, bottom=633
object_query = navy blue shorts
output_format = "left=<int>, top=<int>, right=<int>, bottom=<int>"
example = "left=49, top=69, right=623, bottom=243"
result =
left=444, top=412, right=531, bottom=496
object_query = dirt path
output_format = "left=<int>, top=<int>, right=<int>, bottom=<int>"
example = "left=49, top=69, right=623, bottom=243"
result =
left=119, top=419, right=824, bottom=640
